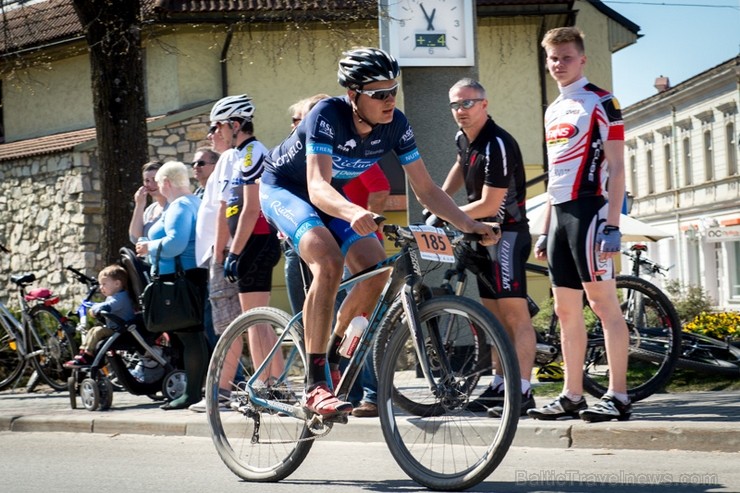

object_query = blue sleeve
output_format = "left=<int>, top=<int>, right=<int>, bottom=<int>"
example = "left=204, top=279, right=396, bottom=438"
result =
left=392, top=111, right=420, bottom=165
left=148, top=199, right=196, bottom=260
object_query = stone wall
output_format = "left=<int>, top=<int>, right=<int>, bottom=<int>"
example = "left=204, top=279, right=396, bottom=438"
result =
left=0, top=113, right=211, bottom=310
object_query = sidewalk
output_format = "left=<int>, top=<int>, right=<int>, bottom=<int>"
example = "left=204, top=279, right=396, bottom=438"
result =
left=0, top=387, right=738, bottom=453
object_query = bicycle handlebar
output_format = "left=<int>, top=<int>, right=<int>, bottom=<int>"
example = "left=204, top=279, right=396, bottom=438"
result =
left=621, top=249, right=671, bottom=275
left=66, top=266, right=99, bottom=286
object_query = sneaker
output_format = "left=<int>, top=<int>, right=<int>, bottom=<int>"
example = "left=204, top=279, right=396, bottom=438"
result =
left=64, top=352, right=91, bottom=368
left=188, top=389, right=231, bottom=413
left=352, top=401, right=378, bottom=418
left=467, top=385, right=505, bottom=412
left=487, top=391, right=536, bottom=418
left=579, top=395, right=632, bottom=423
left=527, top=395, right=587, bottom=420
left=303, top=383, right=353, bottom=417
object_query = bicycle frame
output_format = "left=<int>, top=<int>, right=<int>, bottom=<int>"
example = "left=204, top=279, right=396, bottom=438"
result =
left=247, top=227, right=460, bottom=419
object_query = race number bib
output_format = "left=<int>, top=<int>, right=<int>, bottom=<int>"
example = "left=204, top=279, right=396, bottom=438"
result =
left=409, top=225, right=454, bottom=263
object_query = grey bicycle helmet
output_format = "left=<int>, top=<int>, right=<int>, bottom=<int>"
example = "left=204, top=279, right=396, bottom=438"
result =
left=337, top=47, right=400, bottom=90
left=209, top=94, right=255, bottom=123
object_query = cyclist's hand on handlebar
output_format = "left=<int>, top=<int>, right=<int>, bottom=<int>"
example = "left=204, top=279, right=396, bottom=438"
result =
left=534, top=234, right=547, bottom=260
left=472, top=221, right=498, bottom=246
left=350, top=210, right=379, bottom=236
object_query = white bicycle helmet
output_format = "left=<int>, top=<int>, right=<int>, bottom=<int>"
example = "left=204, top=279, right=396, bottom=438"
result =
left=209, top=94, right=255, bottom=123
left=338, top=47, right=400, bottom=90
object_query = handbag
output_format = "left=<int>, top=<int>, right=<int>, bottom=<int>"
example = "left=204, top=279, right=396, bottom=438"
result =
left=140, top=245, right=203, bottom=333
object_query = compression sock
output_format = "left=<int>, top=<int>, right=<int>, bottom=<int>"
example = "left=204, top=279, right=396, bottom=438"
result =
left=307, top=353, right=327, bottom=390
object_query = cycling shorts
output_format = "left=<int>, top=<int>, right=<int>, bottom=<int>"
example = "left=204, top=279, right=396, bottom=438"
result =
left=236, top=232, right=281, bottom=293
left=259, top=181, right=375, bottom=256
left=547, top=195, right=614, bottom=289
left=467, top=226, right=531, bottom=299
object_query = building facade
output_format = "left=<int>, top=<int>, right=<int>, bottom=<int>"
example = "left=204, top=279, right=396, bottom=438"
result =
left=623, top=56, right=740, bottom=309
left=0, top=0, right=639, bottom=308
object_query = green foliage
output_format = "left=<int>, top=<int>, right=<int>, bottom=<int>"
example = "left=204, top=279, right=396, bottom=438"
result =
left=664, top=279, right=714, bottom=324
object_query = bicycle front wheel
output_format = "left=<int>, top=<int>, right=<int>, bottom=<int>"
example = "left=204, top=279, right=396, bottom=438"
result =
left=28, top=305, right=77, bottom=391
left=583, top=275, right=681, bottom=402
left=0, top=320, right=25, bottom=390
left=377, top=296, right=520, bottom=491
left=206, top=307, right=312, bottom=482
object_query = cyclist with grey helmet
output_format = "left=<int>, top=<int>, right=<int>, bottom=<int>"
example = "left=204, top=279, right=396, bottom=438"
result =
left=260, top=47, right=498, bottom=417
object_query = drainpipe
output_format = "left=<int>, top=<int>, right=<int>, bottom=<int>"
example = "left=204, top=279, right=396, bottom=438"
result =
left=671, top=105, right=684, bottom=285
left=220, top=26, right=234, bottom=98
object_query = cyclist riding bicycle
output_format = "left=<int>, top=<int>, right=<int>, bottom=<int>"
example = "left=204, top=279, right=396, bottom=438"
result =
left=259, top=47, right=498, bottom=417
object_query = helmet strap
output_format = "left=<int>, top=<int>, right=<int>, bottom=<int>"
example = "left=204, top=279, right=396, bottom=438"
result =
left=351, top=92, right=379, bottom=130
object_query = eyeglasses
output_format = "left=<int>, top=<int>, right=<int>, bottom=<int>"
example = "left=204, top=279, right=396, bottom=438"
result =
left=209, top=120, right=231, bottom=130
left=449, top=99, right=484, bottom=111
left=192, top=160, right=215, bottom=167
left=208, top=125, right=217, bottom=134
left=355, top=83, right=399, bottom=101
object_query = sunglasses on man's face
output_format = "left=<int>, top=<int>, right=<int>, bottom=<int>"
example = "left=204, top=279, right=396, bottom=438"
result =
left=355, top=83, right=399, bottom=101
left=449, top=98, right=484, bottom=111
left=192, top=160, right=214, bottom=168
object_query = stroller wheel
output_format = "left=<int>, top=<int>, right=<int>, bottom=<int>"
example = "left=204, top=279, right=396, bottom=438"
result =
left=162, top=370, right=187, bottom=401
left=98, top=378, right=114, bottom=411
left=67, top=376, right=77, bottom=410
left=80, top=378, right=101, bottom=411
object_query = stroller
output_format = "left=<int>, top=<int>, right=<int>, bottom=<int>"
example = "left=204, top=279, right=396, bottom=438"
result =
left=67, top=247, right=186, bottom=411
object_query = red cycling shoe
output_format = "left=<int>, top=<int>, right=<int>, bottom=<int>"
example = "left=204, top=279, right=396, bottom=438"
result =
left=303, top=383, right=352, bottom=417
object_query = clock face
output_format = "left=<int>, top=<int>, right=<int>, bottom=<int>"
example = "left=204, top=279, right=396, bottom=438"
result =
left=386, top=0, right=474, bottom=67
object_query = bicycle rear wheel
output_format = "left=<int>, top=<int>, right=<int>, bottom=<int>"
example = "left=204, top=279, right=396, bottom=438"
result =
left=377, top=296, right=520, bottom=491
left=583, top=275, right=681, bottom=402
left=28, top=305, right=77, bottom=391
left=0, top=319, right=25, bottom=390
left=206, top=307, right=312, bottom=482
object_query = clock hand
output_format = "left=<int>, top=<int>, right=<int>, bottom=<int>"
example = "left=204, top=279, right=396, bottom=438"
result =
left=420, top=3, right=436, bottom=31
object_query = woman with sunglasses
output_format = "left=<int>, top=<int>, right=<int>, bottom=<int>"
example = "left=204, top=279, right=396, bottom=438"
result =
left=259, top=47, right=498, bottom=417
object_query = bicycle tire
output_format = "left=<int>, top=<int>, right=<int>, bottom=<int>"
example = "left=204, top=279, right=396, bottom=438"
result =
left=582, top=275, right=681, bottom=402
left=206, top=307, right=313, bottom=482
left=377, top=296, right=520, bottom=491
left=28, top=304, right=77, bottom=391
left=373, top=296, right=482, bottom=417
left=676, top=332, right=740, bottom=376
left=0, top=316, right=25, bottom=390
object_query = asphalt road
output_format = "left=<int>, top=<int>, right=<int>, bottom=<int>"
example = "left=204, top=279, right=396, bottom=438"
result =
left=1, top=431, right=738, bottom=493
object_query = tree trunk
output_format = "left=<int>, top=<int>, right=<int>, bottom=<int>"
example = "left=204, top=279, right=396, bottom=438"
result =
left=72, top=0, right=149, bottom=263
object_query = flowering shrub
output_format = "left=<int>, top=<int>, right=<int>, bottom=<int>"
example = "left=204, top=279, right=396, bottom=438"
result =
left=683, top=311, right=740, bottom=341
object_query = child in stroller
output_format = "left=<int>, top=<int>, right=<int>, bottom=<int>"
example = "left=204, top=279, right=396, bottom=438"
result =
left=67, top=248, right=186, bottom=411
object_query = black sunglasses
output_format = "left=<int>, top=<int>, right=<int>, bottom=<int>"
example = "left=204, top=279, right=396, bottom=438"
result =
left=192, top=160, right=215, bottom=167
left=356, top=84, right=399, bottom=101
left=449, top=98, right=484, bottom=111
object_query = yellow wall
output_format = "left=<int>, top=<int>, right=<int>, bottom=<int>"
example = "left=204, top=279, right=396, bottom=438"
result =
left=4, top=54, right=93, bottom=140
left=574, top=0, right=615, bottom=93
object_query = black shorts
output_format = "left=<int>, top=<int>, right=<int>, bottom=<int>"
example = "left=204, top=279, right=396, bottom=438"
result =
left=466, top=225, right=531, bottom=300
left=236, top=233, right=281, bottom=293
left=547, top=196, right=615, bottom=289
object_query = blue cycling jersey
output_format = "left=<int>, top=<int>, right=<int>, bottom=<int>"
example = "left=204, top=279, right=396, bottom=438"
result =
left=260, top=95, right=420, bottom=254
left=262, top=96, right=419, bottom=195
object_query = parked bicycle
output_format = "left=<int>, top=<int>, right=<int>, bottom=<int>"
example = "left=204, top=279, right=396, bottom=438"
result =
left=623, top=245, right=740, bottom=377
left=205, top=222, right=520, bottom=491
left=425, top=233, right=682, bottom=402
left=0, top=243, right=77, bottom=391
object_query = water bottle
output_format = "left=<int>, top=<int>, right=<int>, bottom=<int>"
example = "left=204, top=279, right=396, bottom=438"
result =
left=338, top=314, right=368, bottom=358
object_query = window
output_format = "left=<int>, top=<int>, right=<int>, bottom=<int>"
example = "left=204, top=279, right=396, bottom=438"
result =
left=703, top=130, right=713, bottom=181
left=682, top=137, right=692, bottom=186
left=664, top=143, right=673, bottom=190
left=630, top=155, right=638, bottom=195
left=728, top=123, right=737, bottom=176
left=730, top=241, right=740, bottom=300
left=646, top=150, right=655, bottom=194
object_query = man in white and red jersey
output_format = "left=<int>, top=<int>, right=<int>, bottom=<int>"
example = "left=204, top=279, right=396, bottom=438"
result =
left=528, top=27, right=632, bottom=423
